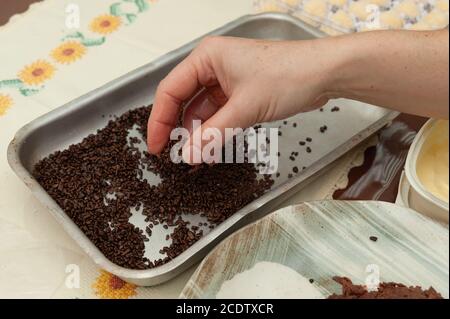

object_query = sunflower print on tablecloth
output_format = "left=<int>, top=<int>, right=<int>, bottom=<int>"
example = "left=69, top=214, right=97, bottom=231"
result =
left=0, top=94, right=12, bottom=116
left=90, top=14, right=122, bottom=35
left=51, top=41, right=87, bottom=64
left=92, top=270, right=137, bottom=299
left=1, top=0, right=159, bottom=104
left=18, top=60, right=55, bottom=86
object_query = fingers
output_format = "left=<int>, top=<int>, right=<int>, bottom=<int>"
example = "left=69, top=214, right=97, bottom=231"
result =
left=147, top=45, right=218, bottom=154
left=182, top=94, right=254, bottom=164
left=147, top=57, right=199, bottom=154
left=183, top=86, right=227, bottom=133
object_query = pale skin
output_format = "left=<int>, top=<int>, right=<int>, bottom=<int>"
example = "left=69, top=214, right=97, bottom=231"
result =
left=147, top=29, right=449, bottom=163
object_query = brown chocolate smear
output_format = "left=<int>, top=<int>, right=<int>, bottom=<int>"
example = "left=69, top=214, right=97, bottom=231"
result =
left=333, top=114, right=427, bottom=202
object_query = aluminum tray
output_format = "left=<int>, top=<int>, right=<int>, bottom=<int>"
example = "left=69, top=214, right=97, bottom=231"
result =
left=7, top=13, right=398, bottom=286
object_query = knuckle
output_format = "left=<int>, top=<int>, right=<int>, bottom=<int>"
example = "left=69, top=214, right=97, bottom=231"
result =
left=199, top=35, right=222, bottom=49
left=157, top=78, right=169, bottom=92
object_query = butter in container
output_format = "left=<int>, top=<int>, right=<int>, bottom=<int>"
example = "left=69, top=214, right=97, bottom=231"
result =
left=403, top=119, right=449, bottom=223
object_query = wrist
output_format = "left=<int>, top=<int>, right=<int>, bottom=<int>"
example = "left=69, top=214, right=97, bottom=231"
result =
left=318, top=33, right=370, bottom=101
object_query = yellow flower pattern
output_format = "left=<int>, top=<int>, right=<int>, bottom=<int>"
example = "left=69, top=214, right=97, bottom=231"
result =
left=0, top=94, right=12, bottom=116
left=1, top=0, right=161, bottom=107
left=92, top=270, right=137, bottom=299
left=51, top=41, right=87, bottom=64
left=18, top=60, right=55, bottom=86
left=90, top=14, right=122, bottom=35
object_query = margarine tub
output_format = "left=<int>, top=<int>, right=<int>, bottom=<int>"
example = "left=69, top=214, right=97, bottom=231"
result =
left=404, top=119, right=449, bottom=223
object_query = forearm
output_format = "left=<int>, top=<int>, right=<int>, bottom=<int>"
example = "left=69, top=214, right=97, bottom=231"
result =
left=323, top=29, right=449, bottom=119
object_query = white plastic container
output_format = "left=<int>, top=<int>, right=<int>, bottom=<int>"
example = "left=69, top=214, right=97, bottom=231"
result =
left=402, top=119, right=449, bottom=224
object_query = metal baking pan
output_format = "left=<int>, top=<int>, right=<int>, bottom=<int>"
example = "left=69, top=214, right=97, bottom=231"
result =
left=7, top=13, right=399, bottom=286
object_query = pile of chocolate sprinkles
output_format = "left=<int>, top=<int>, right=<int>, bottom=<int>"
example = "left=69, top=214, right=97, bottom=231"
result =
left=328, top=277, right=443, bottom=299
left=33, top=105, right=273, bottom=270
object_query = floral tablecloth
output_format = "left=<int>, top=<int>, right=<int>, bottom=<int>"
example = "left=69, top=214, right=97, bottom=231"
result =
left=0, top=0, right=391, bottom=299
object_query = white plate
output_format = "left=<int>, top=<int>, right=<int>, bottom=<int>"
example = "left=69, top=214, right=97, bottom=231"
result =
left=181, top=200, right=449, bottom=299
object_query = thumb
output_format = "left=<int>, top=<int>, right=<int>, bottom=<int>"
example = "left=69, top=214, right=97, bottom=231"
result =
left=183, top=86, right=227, bottom=134
left=181, top=94, right=253, bottom=165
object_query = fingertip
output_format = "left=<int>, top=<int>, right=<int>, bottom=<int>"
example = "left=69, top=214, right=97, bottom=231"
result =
left=147, top=142, right=162, bottom=156
left=146, top=121, right=169, bottom=155
left=147, top=138, right=163, bottom=155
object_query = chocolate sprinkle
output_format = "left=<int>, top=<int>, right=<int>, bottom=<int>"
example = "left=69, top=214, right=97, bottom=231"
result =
left=331, top=106, right=340, bottom=112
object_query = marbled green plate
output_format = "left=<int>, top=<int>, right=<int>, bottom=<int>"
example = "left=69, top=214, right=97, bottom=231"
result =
left=180, top=201, right=449, bottom=299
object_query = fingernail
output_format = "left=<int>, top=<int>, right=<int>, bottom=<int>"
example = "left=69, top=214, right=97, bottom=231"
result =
left=182, top=144, right=202, bottom=165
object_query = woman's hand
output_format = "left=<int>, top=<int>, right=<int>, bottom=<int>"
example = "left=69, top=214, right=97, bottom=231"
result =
left=146, top=36, right=335, bottom=163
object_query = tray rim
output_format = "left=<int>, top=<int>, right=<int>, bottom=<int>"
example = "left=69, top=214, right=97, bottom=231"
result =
left=6, top=12, right=399, bottom=285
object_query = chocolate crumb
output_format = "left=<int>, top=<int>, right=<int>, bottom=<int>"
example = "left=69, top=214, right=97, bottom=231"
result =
left=331, top=106, right=340, bottom=112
